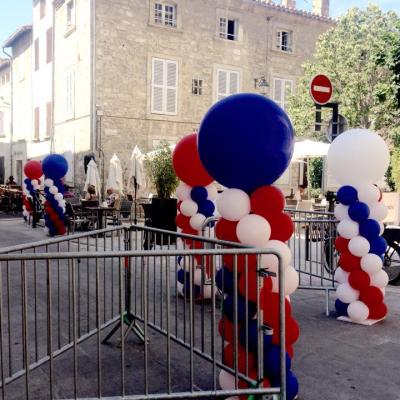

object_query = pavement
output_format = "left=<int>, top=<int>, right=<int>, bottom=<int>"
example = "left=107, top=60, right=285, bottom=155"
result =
left=0, top=219, right=399, bottom=400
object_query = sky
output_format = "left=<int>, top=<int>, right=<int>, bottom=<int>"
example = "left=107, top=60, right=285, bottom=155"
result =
left=0, top=0, right=399, bottom=47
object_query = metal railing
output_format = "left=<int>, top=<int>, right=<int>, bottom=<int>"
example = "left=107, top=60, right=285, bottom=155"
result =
left=0, top=225, right=287, bottom=400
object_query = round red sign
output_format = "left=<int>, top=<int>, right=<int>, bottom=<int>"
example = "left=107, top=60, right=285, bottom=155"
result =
left=309, top=74, right=333, bottom=105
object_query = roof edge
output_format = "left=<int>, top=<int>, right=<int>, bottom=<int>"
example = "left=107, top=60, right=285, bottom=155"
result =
left=2, top=25, right=33, bottom=49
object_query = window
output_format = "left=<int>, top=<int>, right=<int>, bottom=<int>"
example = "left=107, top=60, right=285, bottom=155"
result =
left=0, top=111, right=4, bottom=137
left=151, top=58, right=178, bottom=115
left=219, top=18, right=238, bottom=41
left=46, top=102, right=52, bottom=137
left=192, top=79, right=202, bottom=96
left=34, top=107, right=40, bottom=140
left=154, top=3, right=176, bottom=27
left=276, top=30, right=293, bottom=53
left=65, top=70, right=75, bottom=119
left=40, top=0, right=46, bottom=19
left=46, top=27, right=53, bottom=63
left=66, top=0, right=76, bottom=30
left=34, top=38, right=39, bottom=71
left=273, top=78, right=293, bottom=109
left=216, top=69, right=240, bottom=101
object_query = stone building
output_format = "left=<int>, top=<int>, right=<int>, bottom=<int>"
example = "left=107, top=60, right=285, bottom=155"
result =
left=2, top=0, right=334, bottom=189
left=0, top=58, right=11, bottom=183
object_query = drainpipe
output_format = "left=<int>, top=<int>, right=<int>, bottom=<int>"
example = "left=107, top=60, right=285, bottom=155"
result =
left=2, top=47, right=13, bottom=178
left=90, top=0, right=96, bottom=153
left=51, top=0, right=56, bottom=153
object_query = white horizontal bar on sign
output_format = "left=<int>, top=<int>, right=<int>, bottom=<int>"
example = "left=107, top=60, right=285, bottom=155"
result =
left=313, top=85, right=331, bottom=93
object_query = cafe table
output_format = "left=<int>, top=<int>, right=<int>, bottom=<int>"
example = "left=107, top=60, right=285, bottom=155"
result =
left=86, top=206, right=116, bottom=231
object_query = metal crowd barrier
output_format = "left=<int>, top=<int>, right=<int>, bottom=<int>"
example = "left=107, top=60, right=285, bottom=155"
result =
left=0, top=225, right=287, bottom=400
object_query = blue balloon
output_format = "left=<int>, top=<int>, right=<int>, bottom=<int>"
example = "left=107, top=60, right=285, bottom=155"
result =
left=239, top=319, right=272, bottom=353
left=24, top=178, right=30, bottom=185
left=216, top=267, right=234, bottom=295
left=272, top=371, right=299, bottom=400
left=348, top=202, right=369, bottom=222
left=42, top=154, right=68, bottom=180
left=177, top=269, right=190, bottom=284
left=198, top=94, right=294, bottom=193
left=183, top=283, right=201, bottom=298
left=198, top=200, right=215, bottom=218
left=337, top=186, right=358, bottom=205
left=359, top=219, right=380, bottom=241
left=369, top=236, right=387, bottom=256
left=191, top=186, right=208, bottom=203
left=335, top=299, right=349, bottom=317
left=223, top=294, right=257, bottom=323
left=264, top=345, right=291, bottom=379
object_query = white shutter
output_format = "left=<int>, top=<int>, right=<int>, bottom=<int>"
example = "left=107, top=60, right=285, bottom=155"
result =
left=217, top=70, right=228, bottom=101
left=284, top=80, right=293, bottom=108
left=0, top=111, right=4, bottom=136
left=273, top=79, right=283, bottom=106
left=229, top=71, right=239, bottom=95
left=166, top=61, right=177, bottom=114
left=152, top=58, right=165, bottom=113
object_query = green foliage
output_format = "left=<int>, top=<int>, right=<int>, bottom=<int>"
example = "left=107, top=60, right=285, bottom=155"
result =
left=145, top=142, right=178, bottom=199
left=309, top=188, right=322, bottom=200
left=287, top=6, right=400, bottom=139
left=309, top=157, right=323, bottom=189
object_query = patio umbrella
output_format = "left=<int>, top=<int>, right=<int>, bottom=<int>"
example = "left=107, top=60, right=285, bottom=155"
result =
left=128, top=146, right=146, bottom=224
left=106, top=154, right=123, bottom=194
left=84, top=159, right=102, bottom=200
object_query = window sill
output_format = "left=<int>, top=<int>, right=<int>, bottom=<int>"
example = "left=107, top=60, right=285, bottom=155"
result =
left=65, top=25, right=76, bottom=38
left=271, top=48, right=295, bottom=56
left=215, top=36, right=241, bottom=44
left=147, top=22, right=183, bottom=33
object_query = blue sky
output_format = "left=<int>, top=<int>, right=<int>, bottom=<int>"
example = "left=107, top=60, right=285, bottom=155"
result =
left=0, top=0, right=399, bottom=47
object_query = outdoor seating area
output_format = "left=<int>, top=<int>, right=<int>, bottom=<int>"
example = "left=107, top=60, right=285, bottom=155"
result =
left=0, top=185, right=23, bottom=214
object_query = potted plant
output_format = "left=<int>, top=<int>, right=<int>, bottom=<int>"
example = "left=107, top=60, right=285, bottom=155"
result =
left=145, top=142, right=179, bottom=242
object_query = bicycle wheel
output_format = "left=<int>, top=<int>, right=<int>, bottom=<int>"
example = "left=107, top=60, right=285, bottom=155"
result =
left=323, top=236, right=337, bottom=275
left=384, top=242, right=400, bottom=284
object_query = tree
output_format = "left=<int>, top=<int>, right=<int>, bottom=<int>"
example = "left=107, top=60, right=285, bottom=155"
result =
left=287, top=6, right=400, bottom=141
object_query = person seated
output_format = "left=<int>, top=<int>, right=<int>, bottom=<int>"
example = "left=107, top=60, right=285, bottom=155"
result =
left=106, top=188, right=120, bottom=208
left=85, top=185, right=97, bottom=201
left=63, top=184, right=75, bottom=198
left=294, top=185, right=306, bottom=202
left=6, top=176, right=16, bottom=186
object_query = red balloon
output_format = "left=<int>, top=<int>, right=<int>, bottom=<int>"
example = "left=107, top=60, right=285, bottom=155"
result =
left=270, top=316, right=299, bottom=346
left=348, top=270, right=370, bottom=290
left=250, top=185, right=285, bottom=217
left=335, top=236, right=350, bottom=254
left=218, top=317, right=235, bottom=343
left=268, top=212, right=294, bottom=242
left=261, top=291, right=292, bottom=326
left=215, top=218, right=239, bottom=242
left=368, top=302, right=388, bottom=320
left=360, top=286, right=384, bottom=307
left=175, top=213, right=189, bottom=229
left=239, top=272, right=272, bottom=303
left=223, top=343, right=256, bottom=373
left=24, top=160, right=42, bottom=180
left=223, top=254, right=257, bottom=274
left=172, top=133, right=213, bottom=186
left=287, top=344, right=294, bottom=359
left=338, top=252, right=361, bottom=273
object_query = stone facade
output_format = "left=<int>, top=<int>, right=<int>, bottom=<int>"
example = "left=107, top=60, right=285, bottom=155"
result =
left=0, top=59, right=11, bottom=183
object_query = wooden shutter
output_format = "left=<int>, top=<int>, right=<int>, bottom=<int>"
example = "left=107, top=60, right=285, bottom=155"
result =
left=46, top=27, right=53, bottom=64
left=217, top=70, right=228, bottom=101
left=152, top=58, right=164, bottom=113
left=166, top=61, right=177, bottom=114
left=229, top=71, right=239, bottom=95
left=46, top=102, right=52, bottom=137
left=283, top=80, right=293, bottom=108
left=34, top=39, right=39, bottom=71
left=34, top=107, right=40, bottom=140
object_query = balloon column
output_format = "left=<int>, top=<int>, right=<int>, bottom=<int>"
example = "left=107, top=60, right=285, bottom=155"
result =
left=172, top=133, right=217, bottom=299
left=328, top=129, right=390, bottom=324
left=22, top=160, right=43, bottom=220
left=42, top=154, right=69, bottom=236
left=198, top=94, right=299, bottom=399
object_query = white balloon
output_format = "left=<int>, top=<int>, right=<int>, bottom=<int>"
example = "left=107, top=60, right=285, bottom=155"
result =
left=44, top=178, right=54, bottom=187
left=327, top=129, right=390, bottom=186
left=31, top=179, right=39, bottom=187
left=176, top=183, right=192, bottom=201
left=202, top=284, right=215, bottom=299
left=370, top=270, right=389, bottom=288
left=190, top=213, right=206, bottom=231
left=219, top=370, right=235, bottom=390
left=177, top=282, right=184, bottom=297
left=49, top=186, right=58, bottom=195
left=379, top=222, right=385, bottom=236
left=260, top=241, right=292, bottom=272
left=206, top=184, right=218, bottom=201
left=357, top=184, right=380, bottom=205
left=336, top=282, right=359, bottom=303
left=348, top=236, right=370, bottom=257
left=236, top=214, right=271, bottom=247
left=380, top=287, right=386, bottom=296
left=360, top=253, right=383, bottom=274
left=58, top=200, right=66, bottom=208
left=54, top=193, right=63, bottom=201
left=369, top=202, right=388, bottom=222
left=334, top=204, right=349, bottom=221
left=348, top=301, right=369, bottom=323
left=180, top=200, right=198, bottom=217
left=334, top=267, right=349, bottom=284
left=284, top=266, right=299, bottom=296
left=44, top=227, right=50, bottom=235
left=337, top=219, right=359, bottom=239
left=217, top=189, right=250, bottom=221
left=193, top=268, right=203, bottom=286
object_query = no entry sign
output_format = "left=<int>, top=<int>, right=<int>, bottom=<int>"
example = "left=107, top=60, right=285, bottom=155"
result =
left=309, top=74, right=333, bottom=105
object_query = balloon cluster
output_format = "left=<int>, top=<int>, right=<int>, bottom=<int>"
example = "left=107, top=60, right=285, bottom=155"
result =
left=198, top=94, right=299, bottom=399
left=172, top=133, right=217, bottom=299
left=22, top=160, right=43, bottom=220
left=328, top=129, right=390, bottom=323
left=42, top=154, right=69, bottom=236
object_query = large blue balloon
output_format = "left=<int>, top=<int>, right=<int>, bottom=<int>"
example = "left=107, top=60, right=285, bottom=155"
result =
left=198, top=94, right=294, bottom=193
left=42, top=154, right=68, bottom=180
